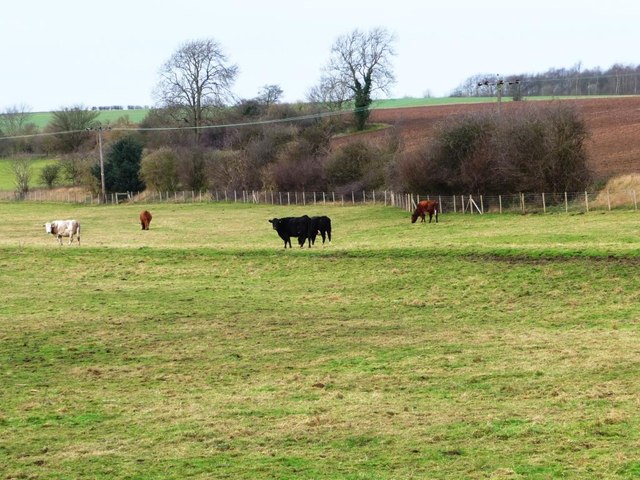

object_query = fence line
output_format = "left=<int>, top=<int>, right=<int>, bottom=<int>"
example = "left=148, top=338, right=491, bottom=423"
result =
left=1, top=188, right=639, bottom=214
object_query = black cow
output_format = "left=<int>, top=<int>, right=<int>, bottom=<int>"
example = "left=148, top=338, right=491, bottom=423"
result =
left=309, top=216, right=332, bottom=245
left=269, top=216, right=312, bottom=248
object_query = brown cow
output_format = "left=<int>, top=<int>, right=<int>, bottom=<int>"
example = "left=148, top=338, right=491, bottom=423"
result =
left=411, top=200, right=439, bottom=224
left=139, top=210, right=152, bottom=230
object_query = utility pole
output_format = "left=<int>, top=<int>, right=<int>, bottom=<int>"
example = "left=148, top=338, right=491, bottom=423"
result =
left=477, top=75, right=521, bottom=110
left=88, top=126, right=111, bottom=203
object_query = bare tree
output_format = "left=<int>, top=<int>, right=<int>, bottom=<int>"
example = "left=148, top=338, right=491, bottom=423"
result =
left=258, top=85, right=283, bottom=106
left=154, top=38, right=238, bottom=143
left=321, top=27, right=396, bottom=130
left=0, top=104, right=31, bottom=135
left=0, top=104, right=36, bottom=154
left=12, top=157, right=32, bottom=198
left=306, top=75, right=352, bottom=111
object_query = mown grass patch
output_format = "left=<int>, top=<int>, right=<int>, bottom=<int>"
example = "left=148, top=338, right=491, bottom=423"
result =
left=1, top=202, right=640, bottom=478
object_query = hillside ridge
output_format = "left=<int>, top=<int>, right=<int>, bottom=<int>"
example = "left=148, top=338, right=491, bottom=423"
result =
left=338, top=97, right=640, bottom=181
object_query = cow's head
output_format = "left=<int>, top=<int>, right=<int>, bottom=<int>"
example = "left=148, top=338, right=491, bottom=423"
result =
left=410, top=211, right=419, bottom=224
left=268, top=218, right=280, bottom=230
left=45, top=222, right=53, bottom=234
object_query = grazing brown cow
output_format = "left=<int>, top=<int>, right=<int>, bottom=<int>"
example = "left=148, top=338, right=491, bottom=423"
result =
left=411, top=200, right=439, bottom=224
left=139, top=210, right=152, bottom=230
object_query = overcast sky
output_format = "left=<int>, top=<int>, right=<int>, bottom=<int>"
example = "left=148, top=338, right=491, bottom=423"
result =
left=1, top=0, right=638, bottom=112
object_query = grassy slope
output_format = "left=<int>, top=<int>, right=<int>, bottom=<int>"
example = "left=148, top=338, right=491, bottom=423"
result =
left=27, top=109, right=150, bottom=129
left=0, top=157, right=64, bottom=190
left=1, top=202, right=640, bottom=479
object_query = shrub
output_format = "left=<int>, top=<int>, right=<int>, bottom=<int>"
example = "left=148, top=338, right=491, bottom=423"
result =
left=325, top=142, right=371, bottom=188
left=207, top=150, right=249, bottom=191
left=140, top=148, right=179, bottom=192
left=39, top=164, right=60, bottom=189
left=177, top=148, right=209, bottom=192
left=59, top=153, right=94, bottom=186
left=268, top=139, right=327, bottom=191
left=400, top=103, right=591, bottom=194
left=326, top=140, right=393, bottom=193
left=92, top=136, right=144, bottom=193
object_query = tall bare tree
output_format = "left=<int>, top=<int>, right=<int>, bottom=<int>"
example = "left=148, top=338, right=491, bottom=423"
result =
left=321, top=27, right=396, bottom=130
left=155, top=39, right=238, bottom=143
left=0, top=104, right=36, bottom=154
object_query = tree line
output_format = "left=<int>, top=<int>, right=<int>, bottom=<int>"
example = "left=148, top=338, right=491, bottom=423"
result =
left=0, top=29, right=593, bottom=198
left=2, top=99, right=592, bottom=200
left=452, top=63, right=640, bottom=99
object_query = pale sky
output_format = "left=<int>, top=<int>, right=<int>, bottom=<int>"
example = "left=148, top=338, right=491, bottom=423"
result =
left=1, top=0, right=638, bottom=112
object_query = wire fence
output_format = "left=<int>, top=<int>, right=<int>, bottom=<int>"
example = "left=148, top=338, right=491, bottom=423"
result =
left=1, top=188, right=638, bottom=214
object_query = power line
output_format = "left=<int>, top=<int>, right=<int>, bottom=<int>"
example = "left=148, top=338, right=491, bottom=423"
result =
left=0, top=106, right=362, bottom=140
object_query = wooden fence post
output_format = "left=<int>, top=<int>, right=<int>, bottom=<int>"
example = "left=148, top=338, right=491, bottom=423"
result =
left=585, top=191, right=589, bottom=212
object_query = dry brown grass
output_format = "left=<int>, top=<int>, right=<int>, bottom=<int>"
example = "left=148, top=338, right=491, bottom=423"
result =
left=593, top=173, right=640, bottom=208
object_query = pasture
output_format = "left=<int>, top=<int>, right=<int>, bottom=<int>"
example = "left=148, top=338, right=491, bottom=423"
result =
left=1, top=202, right=640, bottom=479
left=25, top=109, right=150, bottom=129
left=0, top=157, right=64, bottom=191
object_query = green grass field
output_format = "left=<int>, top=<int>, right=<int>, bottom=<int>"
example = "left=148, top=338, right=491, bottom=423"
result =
left=2, top=202, right=640, bottom=479
left=26, top=109, right=150, bottom=129
left=0, top=157, right=65, bottom=190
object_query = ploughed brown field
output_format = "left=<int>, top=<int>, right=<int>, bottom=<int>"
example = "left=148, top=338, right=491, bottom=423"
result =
left=333, top=97, right=640, bottom=181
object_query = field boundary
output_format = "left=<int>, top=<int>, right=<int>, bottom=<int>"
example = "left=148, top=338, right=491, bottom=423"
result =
left=0, top=187, right=638, bottom=214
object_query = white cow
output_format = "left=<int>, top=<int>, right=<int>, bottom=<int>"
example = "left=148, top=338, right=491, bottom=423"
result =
left=45, top=219, right=81, bottom=245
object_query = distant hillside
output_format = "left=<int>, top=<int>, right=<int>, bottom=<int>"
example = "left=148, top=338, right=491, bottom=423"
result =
left=25, top=109, right=150, bottom=129
left=334, top=96, right=640, bottom=181
left=18, top=96, right=612, bottom=129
